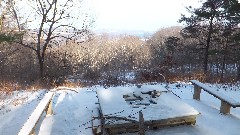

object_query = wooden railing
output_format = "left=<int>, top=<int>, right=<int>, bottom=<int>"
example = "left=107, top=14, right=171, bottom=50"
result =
left=18, top=91, right=54, bottom=135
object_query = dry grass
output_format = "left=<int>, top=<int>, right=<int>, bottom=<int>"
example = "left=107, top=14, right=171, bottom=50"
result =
left=0, top=77, right=87, bottom=93
left=0, top=81, right=22, bottom=94
left=0, top=80, right=50, bottom=92
left=60, top=80, right=84, bottom=88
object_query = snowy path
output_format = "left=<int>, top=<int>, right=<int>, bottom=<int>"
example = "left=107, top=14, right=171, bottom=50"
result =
left=18, top=91, right=54, bottom=135
left=38, top=88, right=99, bottom=135
left=0, top=90, right=46, bottom=135
left=38, top=83, right=240, bottom=135
left=1, top=83, right=240, bottom=135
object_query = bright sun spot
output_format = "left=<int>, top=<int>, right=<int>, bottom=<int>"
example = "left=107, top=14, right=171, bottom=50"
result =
left=100, top=89, right=113, bottom=101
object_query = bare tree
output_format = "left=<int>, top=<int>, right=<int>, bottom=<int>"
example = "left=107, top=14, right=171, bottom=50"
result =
left=11, top=0, right=94, bottom=79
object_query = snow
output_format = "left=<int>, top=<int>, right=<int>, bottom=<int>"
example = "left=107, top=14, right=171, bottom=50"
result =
left=0, top=82, right=240, bottom=135
left=38, top=87, right=99, bottom=135
left=0, top=90, right=47, bottom=135
left=97, top=86, right=199, bottom=125
left=18, top=91, right=54, bottom=135
left=190, top=80, right=240, bottom=107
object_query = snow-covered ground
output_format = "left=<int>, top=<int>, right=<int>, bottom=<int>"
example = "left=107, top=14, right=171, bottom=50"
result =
left=0, top=82, right=240, bottom=135
left=0, top=90, right=47, bottom=135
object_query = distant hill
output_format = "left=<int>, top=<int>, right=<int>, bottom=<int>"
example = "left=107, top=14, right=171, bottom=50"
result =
left=94, top=29, right=153, bottom=38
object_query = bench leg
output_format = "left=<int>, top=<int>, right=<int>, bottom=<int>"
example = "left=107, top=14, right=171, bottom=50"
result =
left=30, top=127, right=36, bottom=135
left=220, top=101, right=231, bottom=114
left=139, top=111, right=145, bottom=135
left=46, top=100, right=53, bottom=115
left=193, top=85, right=201, bottom=100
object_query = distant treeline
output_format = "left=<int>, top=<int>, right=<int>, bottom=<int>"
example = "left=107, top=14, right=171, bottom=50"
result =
left=1, top=25, right=240, bottom=86
left=1, top=0, right=240, bottom=88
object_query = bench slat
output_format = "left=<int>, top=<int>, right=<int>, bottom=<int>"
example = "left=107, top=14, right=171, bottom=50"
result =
left=190, top=80, right=240, bottom=107
left=18, top=91, right=54, bottom=135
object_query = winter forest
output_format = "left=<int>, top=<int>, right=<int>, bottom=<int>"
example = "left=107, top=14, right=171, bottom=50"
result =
left=1, top=0, right=240, bottom=90
left=1, top=0, right=240, bottom=135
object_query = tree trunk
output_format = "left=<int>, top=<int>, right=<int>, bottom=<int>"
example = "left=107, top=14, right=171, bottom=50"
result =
left=220, top=40, right=228, bottom=82
left=0, top=15, right=2, bottom=31
left=203, top=15, right=214, bottom=77
left=37, top=50, right=44, bottom=80
left=237, top=61, right=240, bottom=81
left=38, top=57, right=44, bottom=79
left=220, top=57, right=226, bottom=82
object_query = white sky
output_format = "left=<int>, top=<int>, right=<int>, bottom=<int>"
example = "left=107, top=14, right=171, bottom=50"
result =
left=90, top=0, right=201, bottom=31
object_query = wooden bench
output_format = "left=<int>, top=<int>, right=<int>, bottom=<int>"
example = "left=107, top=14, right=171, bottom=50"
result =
left=18, top=91, right=54, bottom=135
left=190, top=80, right=240, bottom=114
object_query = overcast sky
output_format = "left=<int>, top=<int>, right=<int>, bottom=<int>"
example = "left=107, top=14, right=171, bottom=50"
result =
left=90, top=0, right=201, bottom=32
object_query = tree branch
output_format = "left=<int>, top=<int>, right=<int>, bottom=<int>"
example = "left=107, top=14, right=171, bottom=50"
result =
left=16, top=41, right=37, bottom=52
left=52, top=24, right=77, bottom=33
